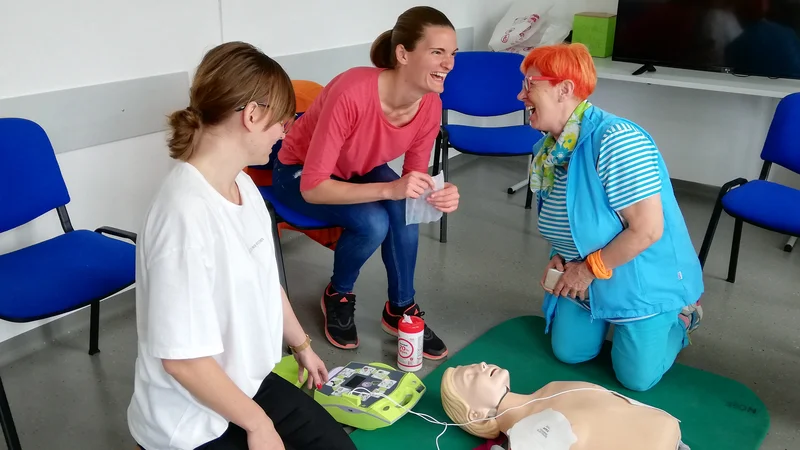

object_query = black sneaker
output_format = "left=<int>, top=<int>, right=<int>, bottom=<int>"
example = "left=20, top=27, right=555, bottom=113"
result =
left=320, top=284, right=359, bottom=349
left=380, top=302, right=448, bottom=360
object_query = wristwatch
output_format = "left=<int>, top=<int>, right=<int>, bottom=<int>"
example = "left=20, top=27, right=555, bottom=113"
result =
left=289, top=334, right=311, bottom=354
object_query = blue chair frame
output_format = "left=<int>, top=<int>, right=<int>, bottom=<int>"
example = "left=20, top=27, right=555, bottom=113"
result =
left=698, top=92, right=800, bottom=282
left=0, top=118, right=136, bottom=449
left=433, top=51, right=543, bottom=243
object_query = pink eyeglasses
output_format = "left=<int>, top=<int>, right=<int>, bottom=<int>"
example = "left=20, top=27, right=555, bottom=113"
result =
left=523, top=75, right=561, bottom=91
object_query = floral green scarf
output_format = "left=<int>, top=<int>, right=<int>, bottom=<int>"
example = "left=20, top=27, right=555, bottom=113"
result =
left=529, top=100, right=592, bottom=200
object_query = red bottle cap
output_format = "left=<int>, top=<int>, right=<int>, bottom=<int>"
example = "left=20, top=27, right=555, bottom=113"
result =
left=398, top=315, right=424, bottom=334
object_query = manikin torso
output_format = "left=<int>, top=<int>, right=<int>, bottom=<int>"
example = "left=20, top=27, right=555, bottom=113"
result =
left=495, top=381, right=681, bottom=450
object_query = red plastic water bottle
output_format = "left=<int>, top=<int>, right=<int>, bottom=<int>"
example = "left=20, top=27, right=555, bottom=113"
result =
left=397, top=314, right=424, bottom=372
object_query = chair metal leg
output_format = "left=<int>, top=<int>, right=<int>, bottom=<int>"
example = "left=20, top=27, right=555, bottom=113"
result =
left=89, top=300, right=100, bottom=355
left=525, top=184, right=533, bottom=209
left=506, top=179, right=527, bottom=194
left=728, top=219, right=743, bottom=283
left=698, top=178, right=748, bottom=270
left=0, top=375, right=22, bottom=450
left=525, top=160, right=533, bottom=210
left=439, top=138, right=449, bottom=244
left=507, top=155, right=534, bottom=210
left=267, top=203, right=289, bottom=295
left=698, top=198, right=724, bottom=269
left=432, top=133, right=442, bottom=176
left=784, top=236, right=796, bottom=252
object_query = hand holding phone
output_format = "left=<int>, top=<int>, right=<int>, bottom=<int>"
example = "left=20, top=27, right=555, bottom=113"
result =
left=543, top=268, right=563, bottom=291
left=541, top=254, right=566, bottom=293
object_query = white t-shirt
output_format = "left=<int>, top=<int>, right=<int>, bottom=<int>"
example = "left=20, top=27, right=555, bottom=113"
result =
left=127, top=162, right=284, bottom=450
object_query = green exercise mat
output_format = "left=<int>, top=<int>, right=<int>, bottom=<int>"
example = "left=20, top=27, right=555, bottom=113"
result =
left=349, top=315, right=769, bottom=450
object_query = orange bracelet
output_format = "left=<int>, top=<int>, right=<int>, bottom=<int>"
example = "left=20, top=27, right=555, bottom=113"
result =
left=586, top=250, right=612, bottom=280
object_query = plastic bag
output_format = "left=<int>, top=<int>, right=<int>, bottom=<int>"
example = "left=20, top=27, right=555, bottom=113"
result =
left=405, top=172, right=445, bottom=225
left=488, top=0, right=573, bottom=55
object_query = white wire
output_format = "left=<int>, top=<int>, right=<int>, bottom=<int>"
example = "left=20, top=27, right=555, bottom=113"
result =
left=349, top=386, right=677, bottom=450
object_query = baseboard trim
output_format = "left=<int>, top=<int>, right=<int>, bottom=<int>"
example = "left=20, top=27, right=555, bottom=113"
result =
left=671, top=178, right=720, bottom=201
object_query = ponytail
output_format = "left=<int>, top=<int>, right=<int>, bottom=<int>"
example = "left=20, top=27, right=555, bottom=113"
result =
left=167, top=106, right=202, bottom=161
left=370, top=7, right=454, bottom=69
left=370, top=29, right=395, bottom=69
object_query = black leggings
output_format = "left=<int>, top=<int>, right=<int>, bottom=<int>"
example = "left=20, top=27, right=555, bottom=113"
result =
left=138, top=373, right=355, bottom=450
left=197, top=373, right=356, bottom=450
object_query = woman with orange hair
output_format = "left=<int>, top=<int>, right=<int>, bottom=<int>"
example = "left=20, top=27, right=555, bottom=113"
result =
left=520, top=43, right=704, bottom=391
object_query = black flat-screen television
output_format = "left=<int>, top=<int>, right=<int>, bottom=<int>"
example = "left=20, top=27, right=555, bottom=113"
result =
left=612, top=0, right=800, bottom=80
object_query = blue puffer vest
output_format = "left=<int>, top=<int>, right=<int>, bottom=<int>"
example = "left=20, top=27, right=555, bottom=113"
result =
left=538, top=105, right=704, bottom=330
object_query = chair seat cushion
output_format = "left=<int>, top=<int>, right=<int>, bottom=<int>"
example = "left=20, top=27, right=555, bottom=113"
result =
left=258, top=185, right=331, bottom=229
left=722, top=180, right=800, bottom=235
left=0, top=230, right=135, bottom=322
left=445, top=124, right=541, bottom=156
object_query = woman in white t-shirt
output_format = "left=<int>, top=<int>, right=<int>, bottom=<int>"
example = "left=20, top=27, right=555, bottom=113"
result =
left=127, top=42, right=356, bottom=450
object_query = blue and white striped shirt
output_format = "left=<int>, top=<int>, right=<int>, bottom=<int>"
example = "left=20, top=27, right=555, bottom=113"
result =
left=538, top=123, right=662, bottom=264
left=538, top=124, right=662, bottom=321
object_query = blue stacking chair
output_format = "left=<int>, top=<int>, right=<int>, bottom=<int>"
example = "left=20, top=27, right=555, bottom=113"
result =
left=698, top=92, right=800, bottom=282
left=252, top=113, right=333, bottom=296
left=433, top=51, right=543, bottom=243
left=0, top=118, right=136, bottom=449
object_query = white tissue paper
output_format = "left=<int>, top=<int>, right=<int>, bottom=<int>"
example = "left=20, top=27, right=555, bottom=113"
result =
left=506, top=408, right=578, bottom=450
left=405, top=172, right=445, bottom=225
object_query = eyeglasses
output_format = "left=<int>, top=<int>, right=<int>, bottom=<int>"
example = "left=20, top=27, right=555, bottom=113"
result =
left=235, top=101, right=293, bottom=134
left=234, top=102, right=268, bottom=112
left=523, top=76, right=561, bottom=91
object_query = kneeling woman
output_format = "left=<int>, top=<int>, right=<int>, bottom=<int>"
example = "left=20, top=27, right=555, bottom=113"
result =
left=521, top=44, right=704, bottom=391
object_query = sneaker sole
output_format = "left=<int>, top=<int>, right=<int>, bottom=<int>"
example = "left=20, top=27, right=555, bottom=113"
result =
left=380, top=319, right=448, bottom=361
left=320, top=297, right=359, bottom=350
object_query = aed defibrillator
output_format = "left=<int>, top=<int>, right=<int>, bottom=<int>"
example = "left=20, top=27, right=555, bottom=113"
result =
left=313, top=361, right=426, bottom=430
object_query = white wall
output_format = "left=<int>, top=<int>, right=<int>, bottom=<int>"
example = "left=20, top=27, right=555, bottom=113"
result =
left=222, top=0, right=477, bottom=58
left=0, top=0, right=479, bottom=344
left=0, top=0, right=222, bottom=343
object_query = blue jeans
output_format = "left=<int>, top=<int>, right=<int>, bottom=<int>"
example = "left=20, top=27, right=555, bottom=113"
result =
left=549, top=295, right=688, bottom=392
left=271, top=160, right=418, bottom=308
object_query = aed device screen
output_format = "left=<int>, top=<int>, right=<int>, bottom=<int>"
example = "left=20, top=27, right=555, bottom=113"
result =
left=344, top=375, right=366, bottom=389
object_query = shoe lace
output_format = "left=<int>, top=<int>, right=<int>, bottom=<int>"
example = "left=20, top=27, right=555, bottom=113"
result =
left=404, top=305, right=433, bottom=337
left=407, top=304, right=425, bottom=319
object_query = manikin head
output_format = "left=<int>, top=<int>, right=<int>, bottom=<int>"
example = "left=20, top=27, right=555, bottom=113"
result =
left=369, top=6, right=458, bottom=95
left=516, top=43, right=597, bottom=137
left=440, top=362, right=511, bottom=439
left=167, top=41, right=296, bottom=167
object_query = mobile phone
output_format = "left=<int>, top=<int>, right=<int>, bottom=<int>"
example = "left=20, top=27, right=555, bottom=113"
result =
left=544, top=268, right=563, bottom=291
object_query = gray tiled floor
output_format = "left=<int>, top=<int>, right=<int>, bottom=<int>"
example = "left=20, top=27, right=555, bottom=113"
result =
left=1, top=155, right=798, bottom=449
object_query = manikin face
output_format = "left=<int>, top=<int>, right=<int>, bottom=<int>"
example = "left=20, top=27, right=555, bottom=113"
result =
left=517, top=66, right=567, bottom=135
left=451, top=362, right=511, bottom=421
left=397, top=25, right=458, bottom=94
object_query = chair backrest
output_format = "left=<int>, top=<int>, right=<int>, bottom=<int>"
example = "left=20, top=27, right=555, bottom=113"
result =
left=252, top=79, right=324, bottom=171
left=0, top=118, right=71, bottom=233
left=761, top=92, right=800, bottom=175
left=441, top=51, right=527, bottom=117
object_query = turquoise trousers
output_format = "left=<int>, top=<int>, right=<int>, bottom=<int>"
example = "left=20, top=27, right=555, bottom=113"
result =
left=549, top=295, right=688, bottom=391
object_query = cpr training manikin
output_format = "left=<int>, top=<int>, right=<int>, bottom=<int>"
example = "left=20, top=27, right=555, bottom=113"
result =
left=440, top=362, right=691, bottom=450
